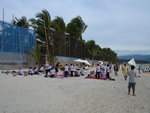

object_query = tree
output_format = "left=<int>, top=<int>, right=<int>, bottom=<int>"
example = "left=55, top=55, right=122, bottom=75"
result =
left=85, top=40, right=97, bottom=60
left=66, top=16, right=87, bottom=40
left=29, top=9, right=52, bottom=63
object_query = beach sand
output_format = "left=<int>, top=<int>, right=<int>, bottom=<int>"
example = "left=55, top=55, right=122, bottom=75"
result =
left=0, top=69, right=150, bottom=113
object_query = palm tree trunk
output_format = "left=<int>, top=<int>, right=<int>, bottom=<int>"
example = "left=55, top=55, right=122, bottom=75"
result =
left=44, top=21, right=50, bottom=63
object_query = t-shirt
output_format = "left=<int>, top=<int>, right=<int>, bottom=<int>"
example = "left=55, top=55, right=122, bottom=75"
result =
left=40, top=67, right=44, bottom=71
left=65, top=65, right=69, bottom=72
left=122, top=67, right=128, bottom=74
left=96, top=66, right=101, bottom=72
left=45, top=63, right=49, bottom=69
left=48, top=65, right=52, bottom=70
left=106, top=66, right=110, bottom=73
left=29, top=69, right=34, bottom=74
left=70, top=65, right=74, bottom=71
left=128, top=70, right=136, bottom=83
left=18, top=70, right=24, bottom=75
left=50, top=69, right=55, bottom=75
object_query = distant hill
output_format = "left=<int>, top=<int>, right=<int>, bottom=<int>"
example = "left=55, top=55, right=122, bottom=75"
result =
left=118, top=54, right=150, bottom=62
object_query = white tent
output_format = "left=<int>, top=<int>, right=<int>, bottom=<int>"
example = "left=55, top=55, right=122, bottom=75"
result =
left=128, top=58, right=136, bottom=66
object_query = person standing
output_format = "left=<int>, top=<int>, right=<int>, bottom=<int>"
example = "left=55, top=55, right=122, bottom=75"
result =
left=64, top=64, right=69, bottom=77
left=106, top=64, right=111, bottom=79
left=69, top=64, right=74, bottom=77
left=55, top=62, right=60, bottom=76
left=95, top=64, right=101, bottom=79
left=128, top=65, right=137, bottom=96
left=122, top=64, right=129, bottom=80
left=113, top=64, right=118, bottom=76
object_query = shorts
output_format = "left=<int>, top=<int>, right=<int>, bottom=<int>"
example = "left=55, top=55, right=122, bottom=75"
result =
left=123, top=74, right=128, bottom=77
left=128, top=82, right=136, bottom=89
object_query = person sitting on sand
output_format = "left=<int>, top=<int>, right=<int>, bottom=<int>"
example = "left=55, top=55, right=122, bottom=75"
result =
left=128, top=65, right=137, bottom=96
left=80, top=68, right=85, bottom=76
left=33, top=67, right=39, bottom=74
left=75, top=69, right=80, bottom=77
left=45, top=62, right=51, bottom=77
left=87, top=71, right=95, bottom=77
left=28, top=67, right=34, bottom=75
left=50, top=67, right=56, bottom=78
left=18, top=68, right=24, bottom=75
left=39, top=65, right=45, bottom=73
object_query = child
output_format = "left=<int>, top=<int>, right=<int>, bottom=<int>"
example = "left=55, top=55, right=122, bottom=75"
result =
left=128, top=65, right=137, bottom=96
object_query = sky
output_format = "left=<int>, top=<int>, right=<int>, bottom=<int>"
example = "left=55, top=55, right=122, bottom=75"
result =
left=0, top=0, right=150, bottom=56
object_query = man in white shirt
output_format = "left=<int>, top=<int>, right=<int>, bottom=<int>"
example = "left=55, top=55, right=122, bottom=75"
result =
left=96, top=64, right=101, bottom=79
left=106, top=64, right=111, bottom=79
left=128, top=65, right=137, bottom=96
left=69, top=64, right=74, bottom=76
left=64, top=64, right=69, bottom=77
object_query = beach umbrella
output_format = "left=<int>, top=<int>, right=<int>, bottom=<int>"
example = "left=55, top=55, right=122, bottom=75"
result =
left=128, top=58, right=136, bottom=67
left=74, top=59, right=83, bottom=63
left=74, top=59, right=91, bottom=65
left=82, top=60, right=91, bottom=65
left=98, top=61, right=103, bottom=64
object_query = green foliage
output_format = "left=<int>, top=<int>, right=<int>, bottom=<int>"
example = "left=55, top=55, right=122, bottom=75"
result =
left=51, top=16, right=66, bottom=33
left=13, top=16, right=29, bottom=28
left=85, top=40, right=118, bottom=62
left=29, top=45, right=44, bottom=66
left=66, top=16, right=87, bottom=40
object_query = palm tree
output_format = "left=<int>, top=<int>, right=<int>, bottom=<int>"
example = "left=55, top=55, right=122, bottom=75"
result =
left=29, top=9, right=52, bottom=62
left=66, top=16, right=87, bottom=40
left=50, top=16, right=66, bottom=56
left=85, top=40, right=97, bottom=60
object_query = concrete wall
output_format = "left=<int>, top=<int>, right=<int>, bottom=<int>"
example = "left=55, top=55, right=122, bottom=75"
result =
left=0, top=52, right=35, bottom=70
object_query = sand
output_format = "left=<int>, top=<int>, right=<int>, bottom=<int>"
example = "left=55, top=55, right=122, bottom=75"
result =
left=0, top=69, right=150, bottom=113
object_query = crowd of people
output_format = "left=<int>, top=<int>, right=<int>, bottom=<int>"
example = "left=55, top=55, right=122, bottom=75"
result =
left=0, top=62, right=140, bottom=96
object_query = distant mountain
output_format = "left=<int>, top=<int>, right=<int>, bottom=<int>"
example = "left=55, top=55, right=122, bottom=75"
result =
left=118, top=54, right=150, bottom=62
left=115, top=50, right=150, bottom=56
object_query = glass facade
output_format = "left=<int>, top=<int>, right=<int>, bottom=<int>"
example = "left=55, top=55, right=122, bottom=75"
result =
left=0, top=20, right=35, bottom=54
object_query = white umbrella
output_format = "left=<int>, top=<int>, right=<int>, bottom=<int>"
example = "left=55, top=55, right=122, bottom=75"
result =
left=74, top=59, right=91, bottom=65
left=98, top=61, right=103, bottom=64
left=82, top=60, right=91, bottom=65
left=128, top=58, right=136, bottom=66
left=74, top=59, right=83, bottom=63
